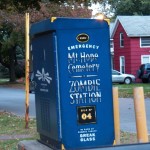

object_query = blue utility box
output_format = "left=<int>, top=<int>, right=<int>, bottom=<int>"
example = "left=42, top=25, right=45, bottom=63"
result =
left=30, top=18, right=114, bottom=150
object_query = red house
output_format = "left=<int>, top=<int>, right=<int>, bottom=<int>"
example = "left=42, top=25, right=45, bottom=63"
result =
left=111, top=16, right=150, bottom=79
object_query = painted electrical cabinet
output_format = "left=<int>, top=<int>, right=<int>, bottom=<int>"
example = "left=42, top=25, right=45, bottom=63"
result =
left=30, top=18, right=114, bottom=150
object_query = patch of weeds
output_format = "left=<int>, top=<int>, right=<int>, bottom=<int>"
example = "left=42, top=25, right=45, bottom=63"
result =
left=120, top=131, right=150, bottom=145
left=120, top=131, right=137, bottom=144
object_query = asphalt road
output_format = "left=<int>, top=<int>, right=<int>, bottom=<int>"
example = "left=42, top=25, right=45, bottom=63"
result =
left=0, top=87, right=150, bottom=133
left=0, top=87, right=35, bottom=117
left=119, top=98, right=150, bottom=134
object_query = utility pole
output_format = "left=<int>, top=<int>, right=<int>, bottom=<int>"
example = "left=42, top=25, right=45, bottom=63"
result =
left=25, top=13, right=30, bottom=129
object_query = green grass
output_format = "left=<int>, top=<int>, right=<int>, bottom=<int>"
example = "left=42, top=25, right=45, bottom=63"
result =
left=0, top=113, right=36, bottom=135
left=0, top=78, right=9, bottom=83
left=0, top=112, right=39, bottom=150
left=0, top=139, right=20, bottom=150
left=113, top=83, right=150, bottom=98
left=113, top=83, right=150, bottom=89
left=0, top=79, right=24, bottom=89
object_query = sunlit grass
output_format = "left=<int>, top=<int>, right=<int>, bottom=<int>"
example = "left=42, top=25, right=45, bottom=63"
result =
left=113, top=83, right=150, bottom=98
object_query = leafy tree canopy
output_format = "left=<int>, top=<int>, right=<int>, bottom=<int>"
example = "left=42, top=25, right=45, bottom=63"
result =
left=0, top=0, right=40, bottom=13
left=0, top=1, right=93, bottom=81
left=108, top=0, right=150, bottom=17
left=0, top=0, right=103, bottom=13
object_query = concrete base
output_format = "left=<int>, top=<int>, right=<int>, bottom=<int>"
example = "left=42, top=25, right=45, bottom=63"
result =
left=18, top=140, right=52, bottom=150
left=18, top=140, right=150, bottom=150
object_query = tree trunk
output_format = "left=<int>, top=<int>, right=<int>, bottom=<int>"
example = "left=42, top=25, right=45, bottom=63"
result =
left=9, top=46, right=16, bottom=82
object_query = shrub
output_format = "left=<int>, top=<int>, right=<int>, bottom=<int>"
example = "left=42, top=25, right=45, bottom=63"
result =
left=15, top=59, right=25, bottom=78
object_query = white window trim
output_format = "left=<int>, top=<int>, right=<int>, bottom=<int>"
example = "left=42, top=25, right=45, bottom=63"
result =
left=120, top=56, right=125, bottom=73
left=110, top=39, right=114, bottom=53
left=140, top=37, right=150, bottom=48
left=120, top=33, right=124, bottom=48
left=141, top=55, right=150, bottom=64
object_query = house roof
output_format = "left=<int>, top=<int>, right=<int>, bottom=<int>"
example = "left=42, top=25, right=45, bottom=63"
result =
left=110, top=16, right=150, bottom=38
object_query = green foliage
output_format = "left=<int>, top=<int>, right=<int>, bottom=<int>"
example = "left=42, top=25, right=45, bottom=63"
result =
left=0, top=19, right=25, bottom=81
left=0, top=21, right=24, bottom=66
left=0, top=0, right=103, bottom=12
left=0, top=0, right=94, bottom=82
left=15, top=59, right=25, bottom=78
left=0, top=0, right=41, bottom=13
left=108, top=0, right=150, bottom=17
left=16, top=46, right=24, bottom=60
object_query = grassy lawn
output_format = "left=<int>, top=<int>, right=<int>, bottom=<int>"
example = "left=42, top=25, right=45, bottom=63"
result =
left=0, top=78, right=24, bottom=89
left=113, top=83, right=150, bottom=98
left=0, top=78, right=9, bottom=83
left=0, top=112, right=39, bottom=150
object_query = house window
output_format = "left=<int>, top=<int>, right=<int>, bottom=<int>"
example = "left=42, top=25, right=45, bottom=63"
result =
left=140, top=37, right=150, bottom=47
left=120, top=33, right=124, bottom=47
left=110, top=40, right=114, bottom=49
left=120, top=56, right=125, bottom=73
left=141, top=55, right=150, bottom=64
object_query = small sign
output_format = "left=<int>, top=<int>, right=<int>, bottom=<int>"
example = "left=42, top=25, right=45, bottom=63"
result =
left=77, top=106, right=96, bottom=124
left=76, top=33, right=89, bottom=43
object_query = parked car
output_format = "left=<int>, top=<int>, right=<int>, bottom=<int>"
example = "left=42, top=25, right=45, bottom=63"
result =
left=112, top=70, right=135, bottom=84
left=137, top=63, right=150, bottom=83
